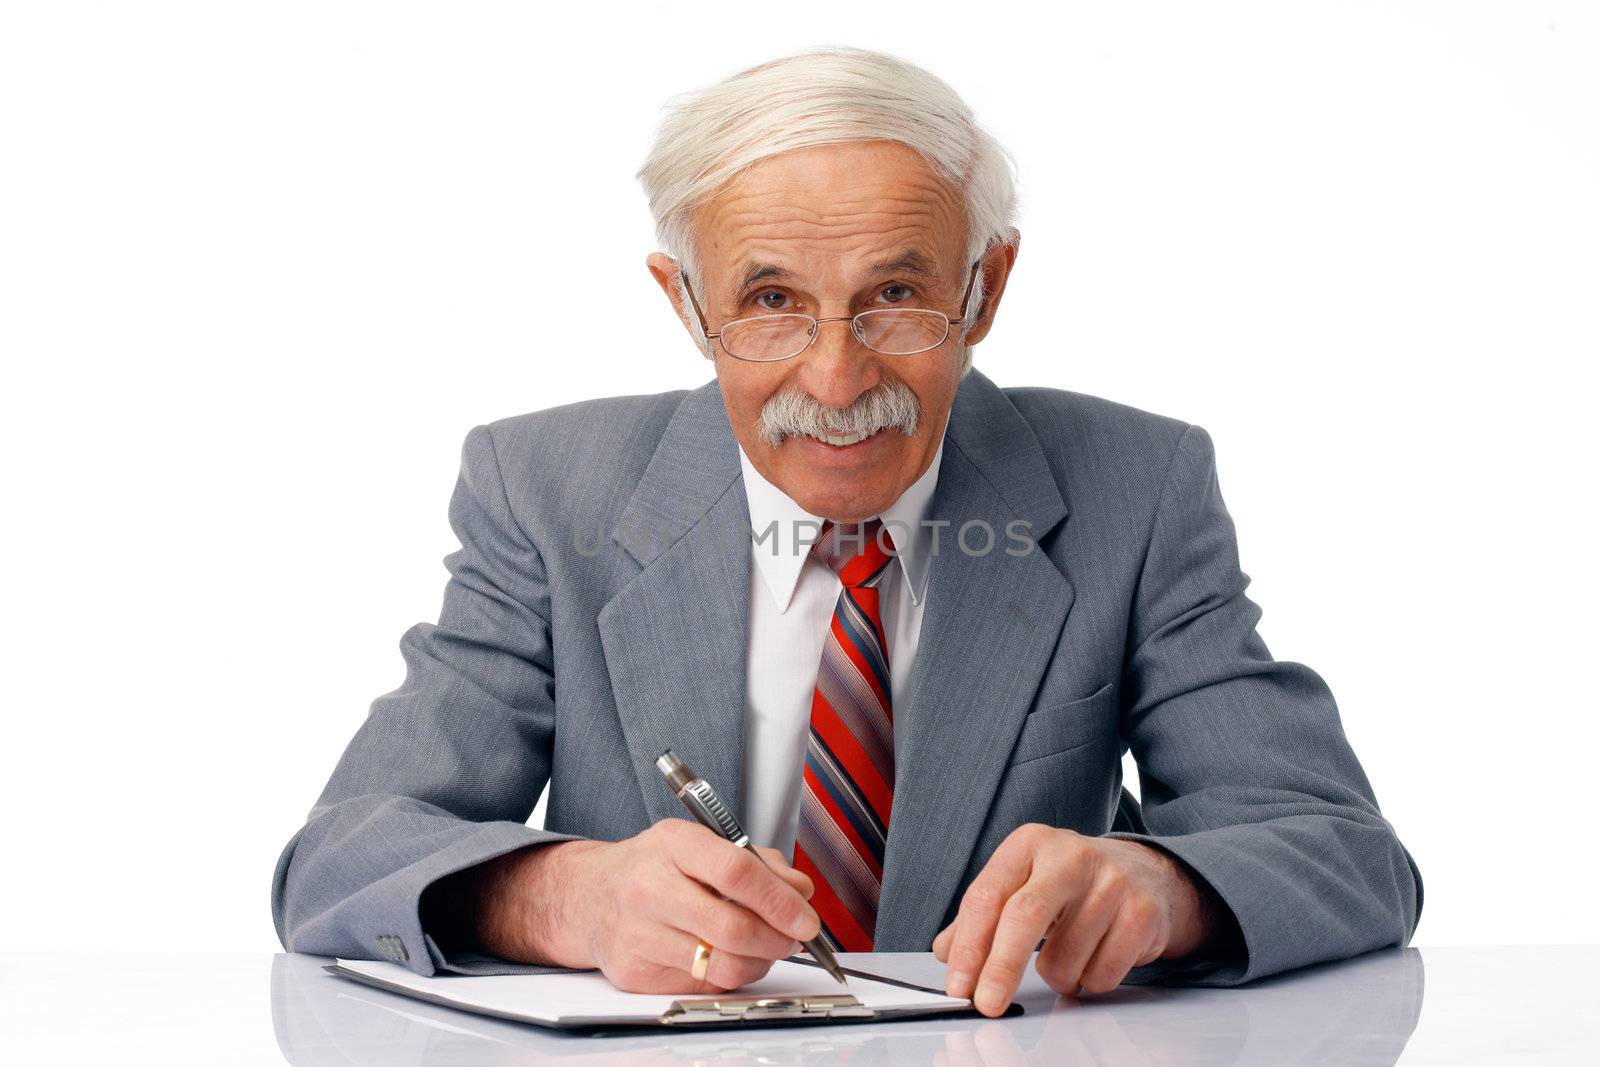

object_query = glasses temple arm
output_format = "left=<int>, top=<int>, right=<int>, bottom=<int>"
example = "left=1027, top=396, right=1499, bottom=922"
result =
left=680, top=273, right=720, bottom=339
left=949, top=259, right=983, bottom=325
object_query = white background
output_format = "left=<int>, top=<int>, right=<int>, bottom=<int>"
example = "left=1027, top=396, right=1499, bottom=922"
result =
left=2, top=1, right=1595, bottom=956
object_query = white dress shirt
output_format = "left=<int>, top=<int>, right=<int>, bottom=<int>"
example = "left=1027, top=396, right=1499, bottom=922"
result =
left=736, top=432, right=946, bottom=860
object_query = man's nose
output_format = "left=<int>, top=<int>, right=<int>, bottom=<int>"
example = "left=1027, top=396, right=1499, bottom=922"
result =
left=797, top=316, right=881, bottom=410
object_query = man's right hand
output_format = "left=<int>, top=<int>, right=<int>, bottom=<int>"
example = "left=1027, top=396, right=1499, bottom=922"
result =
left=471, top=819, right=821, bottom=993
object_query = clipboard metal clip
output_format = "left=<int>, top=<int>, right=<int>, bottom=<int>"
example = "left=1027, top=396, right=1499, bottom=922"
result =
left=660, top=993, right=875, bottom=1025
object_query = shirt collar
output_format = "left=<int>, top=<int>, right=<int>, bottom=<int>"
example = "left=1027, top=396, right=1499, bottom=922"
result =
left=738, top=423, right=947, bottom=614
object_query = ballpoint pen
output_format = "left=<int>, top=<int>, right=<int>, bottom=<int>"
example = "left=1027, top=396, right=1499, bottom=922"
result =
left=655, top=749, right=848, bottom=986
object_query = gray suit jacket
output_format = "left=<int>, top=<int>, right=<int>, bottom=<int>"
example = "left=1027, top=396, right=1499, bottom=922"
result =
left=271, top=368, right=1421, bottom=984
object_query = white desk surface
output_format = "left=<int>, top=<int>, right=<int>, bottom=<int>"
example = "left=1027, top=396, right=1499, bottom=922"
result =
left=2, top=946, right=1596, bottom=1065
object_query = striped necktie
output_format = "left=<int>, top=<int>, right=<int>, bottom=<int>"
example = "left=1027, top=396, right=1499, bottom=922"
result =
left=791, top=518, right=897, bottom=952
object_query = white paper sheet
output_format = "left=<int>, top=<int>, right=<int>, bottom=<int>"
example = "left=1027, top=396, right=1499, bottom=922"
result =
left=332, top=957, right=970, bottom=1025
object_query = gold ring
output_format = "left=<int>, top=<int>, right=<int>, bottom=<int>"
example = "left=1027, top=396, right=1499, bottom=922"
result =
left=691, top=939, right=713, bottom=982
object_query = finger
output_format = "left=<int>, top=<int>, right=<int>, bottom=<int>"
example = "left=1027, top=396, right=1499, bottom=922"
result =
left=754, top=846, right=816, bottom=900
left=1034, top=880, right=1121, bottom=998
left=674, top=876, right=806, bottom=960
left=752, top=844, right=795, bottom=873
left=1078, top=896, right=1164, bottom=995
left=972, top=874, right=1065, bottom=1017
left=674, top=834, right=819, bottom=944
left=943, top=834, right=1036, bottom=1001
left=599, top=918, right=775, bottom=994
left=932, top=922, right=954, bottom=961
left=1134, top=928, right=1165, bottom=967
left=764, top=862, right=814, bottom=899
left=651, top=924, right=784, bottom=993
left=603, top=956, right=718, bottom=994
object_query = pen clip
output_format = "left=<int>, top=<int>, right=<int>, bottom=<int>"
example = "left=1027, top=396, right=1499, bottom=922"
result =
left=681, top=778, right=748, bottom=845
left=657, top=749, right=751, bottom=847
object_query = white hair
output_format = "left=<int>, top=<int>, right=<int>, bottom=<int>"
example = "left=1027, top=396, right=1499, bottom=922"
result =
left=638, top=45, right=1018, bottom=374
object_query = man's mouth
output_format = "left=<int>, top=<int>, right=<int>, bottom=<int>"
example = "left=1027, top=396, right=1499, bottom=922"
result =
left=806, top=427, right=878, bottom=447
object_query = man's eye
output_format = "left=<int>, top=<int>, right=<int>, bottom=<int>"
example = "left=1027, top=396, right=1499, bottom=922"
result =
left=881, top=284, right=916, bottom=303
left=755, top=291, right=790, bottom=311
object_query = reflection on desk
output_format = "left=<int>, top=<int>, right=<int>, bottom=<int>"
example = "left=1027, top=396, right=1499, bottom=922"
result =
left=271, top=949, right=1423, bottom=1066
left=11, top=948, right=1597, bottom=1063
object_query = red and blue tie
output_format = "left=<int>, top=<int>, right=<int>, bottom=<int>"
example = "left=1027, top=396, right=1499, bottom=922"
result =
left=792, top=519, right=897, bottom=951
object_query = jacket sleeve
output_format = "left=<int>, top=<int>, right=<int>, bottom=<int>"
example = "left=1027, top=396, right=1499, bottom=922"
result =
left=270, top=423, right=583, bottom=977
left=1107, top=423, right=1422, bottom=986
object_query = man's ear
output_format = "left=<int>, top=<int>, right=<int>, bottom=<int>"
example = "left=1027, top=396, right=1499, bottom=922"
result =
left=646, top=251, right=682, bottom=310
left=646, top=252, right=711, bottom=357
left=962, top=228, right=1021, bottom=347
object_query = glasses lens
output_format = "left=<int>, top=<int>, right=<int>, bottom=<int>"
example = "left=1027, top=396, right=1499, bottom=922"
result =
left=720, top=315, right=814, bottom=361
left=857, top=309, right=949, bottom=355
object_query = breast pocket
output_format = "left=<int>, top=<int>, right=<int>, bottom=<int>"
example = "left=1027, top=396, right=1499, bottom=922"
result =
left=1009, top=681, right=1117, bottom=767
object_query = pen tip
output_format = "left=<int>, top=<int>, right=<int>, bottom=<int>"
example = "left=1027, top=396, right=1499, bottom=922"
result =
left=831, top=965, right=849, bottom=986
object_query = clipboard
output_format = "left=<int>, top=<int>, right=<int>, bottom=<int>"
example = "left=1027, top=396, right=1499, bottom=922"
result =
left=325, top=955, right=1022, bottom=1036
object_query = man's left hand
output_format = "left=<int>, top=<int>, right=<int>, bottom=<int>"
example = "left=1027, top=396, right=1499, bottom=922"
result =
left=931, top=823, right=1218, bottom=1016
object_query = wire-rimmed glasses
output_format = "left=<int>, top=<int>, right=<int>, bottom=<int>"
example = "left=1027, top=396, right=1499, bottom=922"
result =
left=681, top=260, right=982, bottom=363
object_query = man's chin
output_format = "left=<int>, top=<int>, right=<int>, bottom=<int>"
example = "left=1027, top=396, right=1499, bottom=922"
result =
left=770, top=428, right=913, bottom=520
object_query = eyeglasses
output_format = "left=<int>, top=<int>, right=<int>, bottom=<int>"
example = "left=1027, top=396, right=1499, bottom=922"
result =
left=681, top=260, right=982, bottom=363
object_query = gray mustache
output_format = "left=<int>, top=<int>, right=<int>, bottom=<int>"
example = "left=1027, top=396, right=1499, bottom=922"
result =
left=759, top=380, right=921, bottom=448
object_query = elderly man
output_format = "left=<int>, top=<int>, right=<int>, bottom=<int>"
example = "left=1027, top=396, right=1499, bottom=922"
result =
left=272, top=45, right=1420, bottom=1018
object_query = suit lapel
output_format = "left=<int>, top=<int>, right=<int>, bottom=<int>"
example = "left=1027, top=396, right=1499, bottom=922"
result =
left=874, top=370, right=1078, bottom=950
left=598, top=380, right=753, bottom=829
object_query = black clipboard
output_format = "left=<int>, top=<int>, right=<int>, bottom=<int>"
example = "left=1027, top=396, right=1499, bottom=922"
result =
left=324, top=955, right=1022, bottom=1036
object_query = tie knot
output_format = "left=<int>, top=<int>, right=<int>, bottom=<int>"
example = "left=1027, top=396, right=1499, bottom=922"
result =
left=812, top=519, right=897, bottom=589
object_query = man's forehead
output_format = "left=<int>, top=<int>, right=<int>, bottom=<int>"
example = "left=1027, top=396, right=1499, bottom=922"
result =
left=691, top=142, right=967, bottom=288
left=731, top=248, right=945, bottom=292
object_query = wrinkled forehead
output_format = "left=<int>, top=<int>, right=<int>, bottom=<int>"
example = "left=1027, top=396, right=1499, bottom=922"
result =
left=689, top=141, right=969, bottom=300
